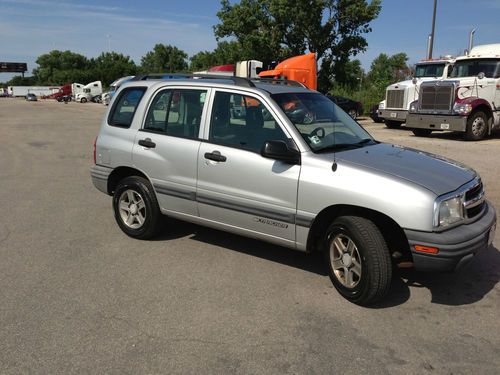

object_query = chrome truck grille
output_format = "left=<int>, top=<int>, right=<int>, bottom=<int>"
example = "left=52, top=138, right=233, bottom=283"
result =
left=419, top=82, right=455, bottom=113
left=386, top=89, right=405, bottom=109
left=464, top=180, right=485, bottom=220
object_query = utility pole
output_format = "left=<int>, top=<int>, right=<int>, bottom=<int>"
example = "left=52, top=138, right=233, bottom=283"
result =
left=428, top=0, right=437, bottom=59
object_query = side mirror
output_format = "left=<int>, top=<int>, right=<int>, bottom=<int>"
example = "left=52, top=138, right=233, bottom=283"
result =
left=261, top=140, right=300, bottom=164
left=477, top=72, right=485, bottom=79
left=412, top=77, right=418, bottom=85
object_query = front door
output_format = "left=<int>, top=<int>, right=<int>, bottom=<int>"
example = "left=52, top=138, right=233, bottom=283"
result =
left=197, top=90, right=300, bottom=242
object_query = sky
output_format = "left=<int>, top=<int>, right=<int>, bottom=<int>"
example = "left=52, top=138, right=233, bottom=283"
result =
left=1, top=0, right=499, bottom=82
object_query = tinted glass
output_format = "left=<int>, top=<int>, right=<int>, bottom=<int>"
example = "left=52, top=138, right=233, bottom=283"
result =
left=209, top=91, right=288, bottom=153
left=414, top=63, right=445, bottom=78
left=450, top=59, right=500, bottom=78
left=108, top=87, right=146, bottom=128
left=144, top=89, right=207, bottom=139
left=272, top=92, right=375, bottom=153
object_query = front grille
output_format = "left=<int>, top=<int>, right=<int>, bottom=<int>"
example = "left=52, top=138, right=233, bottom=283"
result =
left=420, top=83, right=454, bottom=112
left=386, top=89, right=404, bottom=109
left=464, top=180, right=485, bottom=219
left=465, top=181, right=483, bottom=201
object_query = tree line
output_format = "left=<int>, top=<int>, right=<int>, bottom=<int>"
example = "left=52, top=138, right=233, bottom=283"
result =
left=3, top=0, right=412, bottom=112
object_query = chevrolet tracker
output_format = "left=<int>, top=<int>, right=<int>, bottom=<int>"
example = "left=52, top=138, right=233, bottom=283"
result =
left=91, top=75, right=496, bottom=305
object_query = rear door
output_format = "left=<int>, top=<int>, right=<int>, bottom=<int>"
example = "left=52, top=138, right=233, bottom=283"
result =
left=132, top=87, right=210, bottom=216
left=197, top=90, right=300, bottom=242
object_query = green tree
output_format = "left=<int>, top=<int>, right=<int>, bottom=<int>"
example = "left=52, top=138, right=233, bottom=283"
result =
left=5, top=75, right=36, bottom=86
left=190, top=41, right=245, bottom=71
left=140, top=44, right=188, bottom=73
left=32, top=50, right=91, bottom=85
left=365, top=52, right=409, bottom=91
left=90, top=52, right=137, bottom=86
left=214, top=0, right=381, bottom=91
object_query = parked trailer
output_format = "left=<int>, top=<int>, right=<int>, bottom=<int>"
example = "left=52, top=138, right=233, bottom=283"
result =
left=8, top=86, right=59, bottom=97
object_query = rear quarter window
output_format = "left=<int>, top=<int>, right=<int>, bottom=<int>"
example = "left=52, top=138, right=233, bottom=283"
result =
left=108, top=87, right=146, bottom=128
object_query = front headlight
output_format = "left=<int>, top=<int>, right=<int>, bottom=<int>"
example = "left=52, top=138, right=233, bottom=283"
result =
left=409, top=100, right=418, bottom=113
left=435, top=196, right=464, bottom=227
left=379, top=101, right=385, bottom=110
left=453, top=102, right=472, bottom=115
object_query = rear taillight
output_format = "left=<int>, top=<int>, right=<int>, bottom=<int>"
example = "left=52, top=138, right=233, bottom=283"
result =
left=93, top=137, right=97, bottom=164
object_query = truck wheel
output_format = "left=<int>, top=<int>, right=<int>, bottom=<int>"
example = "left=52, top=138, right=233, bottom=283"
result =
left=385, top=120, right=401, bottom=129
left=348, top=109, right=357, bottom=119
left=80, top=97, right=87, bottom=103
left=324, top=216, right=392, bottom=306
left=465, top=111, right=488, bottom=141
left=412, top=129, right=432, bottom=137
left=113, top=176, right=162, bottom=239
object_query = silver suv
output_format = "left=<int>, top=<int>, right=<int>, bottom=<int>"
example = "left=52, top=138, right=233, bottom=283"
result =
left=91, top=75, right=496, bottom=305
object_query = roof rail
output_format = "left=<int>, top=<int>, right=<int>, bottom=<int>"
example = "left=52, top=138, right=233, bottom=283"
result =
left=131, top=73, right=256, bottom=88
left=251, top=78, right=305, bottom=88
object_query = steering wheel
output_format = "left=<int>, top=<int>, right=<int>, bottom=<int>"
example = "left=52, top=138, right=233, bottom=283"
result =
left=309, top=127, right=326, bottom=139
left=302, top=110, right=316, bottom=124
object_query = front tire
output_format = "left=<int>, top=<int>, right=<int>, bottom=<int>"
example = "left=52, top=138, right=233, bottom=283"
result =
left=324, top=216, right=392, bottom=306
left=412, top=128, right=432, bottom=137
left=385, top=120, right=401, bottom=129
left=80, top=97, right=87, bottom=103
left=348, top=109, right=357, bottom=119
left=465, top=111, right=488, bottom=141
left=113, top=176, right=162, bottom=239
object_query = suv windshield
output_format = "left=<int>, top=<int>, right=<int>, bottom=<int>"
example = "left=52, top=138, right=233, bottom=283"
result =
left=272, top=92, right=375, bottom=153
left=450, top=58, right=500, bottom=78
left=414, top=63, right=445, bottom=78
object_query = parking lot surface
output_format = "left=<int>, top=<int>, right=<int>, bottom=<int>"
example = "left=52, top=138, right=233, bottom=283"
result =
left=0, top=98, right=499, bottom=374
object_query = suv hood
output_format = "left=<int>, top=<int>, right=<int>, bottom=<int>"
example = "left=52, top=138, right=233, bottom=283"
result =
left=335, top=143, right=476, bottom=196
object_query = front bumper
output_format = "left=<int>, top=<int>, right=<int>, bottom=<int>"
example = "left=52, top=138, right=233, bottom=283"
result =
left=379, top=109, right=408, bottom=122
left=406, top=113, right=467, bottom=132
left=404, top=202, right=496, bottom=271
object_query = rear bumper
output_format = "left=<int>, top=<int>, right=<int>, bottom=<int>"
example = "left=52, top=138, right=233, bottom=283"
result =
left=404, top=202, right=496, bottom=271
left=90, top=165, right=112, bottom=194
left=379, top=109, right=408, bottom=122
left=406, top=113, right=467, bottom=132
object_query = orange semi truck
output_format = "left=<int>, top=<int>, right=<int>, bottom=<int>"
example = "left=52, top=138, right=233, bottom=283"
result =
left=258, top=53, right=317, bottom=90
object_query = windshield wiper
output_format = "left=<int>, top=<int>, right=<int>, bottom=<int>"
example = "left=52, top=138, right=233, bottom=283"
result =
left=356, top=138, right=377, bottom=146
left=315, top=139, right=376, bottom=153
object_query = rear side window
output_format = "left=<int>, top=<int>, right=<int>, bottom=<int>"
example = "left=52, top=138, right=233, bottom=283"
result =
left=108, top=87, right=146, bottom=128
left=143, top=89, right=207, bottom=139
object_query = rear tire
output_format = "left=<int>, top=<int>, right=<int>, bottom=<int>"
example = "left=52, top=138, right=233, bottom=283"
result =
left=465, top=111, right=488, bottom=141
left=412, top=129, right=432, bottom=137
left=385, top=120, right=401, bottom=129
left=113, top=176, right=162, bottom=239
left=324, top=216, right=392, bottom=306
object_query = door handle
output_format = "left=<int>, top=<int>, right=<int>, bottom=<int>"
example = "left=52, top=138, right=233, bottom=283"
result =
left=138, top=138, right=156, bottom=148
left=204, top=151, right=227, bottom=162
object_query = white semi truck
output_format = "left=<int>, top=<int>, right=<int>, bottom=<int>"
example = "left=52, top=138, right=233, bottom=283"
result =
left=75, top=81, right=103, bottom=103
left=406, top=44, right=500, bottom=140
left=378, top=58, right=454, bottom=128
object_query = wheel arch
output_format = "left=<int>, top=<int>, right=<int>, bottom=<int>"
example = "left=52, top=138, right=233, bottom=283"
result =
left=306, top=204, right=411, bottom=262
left=107, top=166, right=148, bottom=195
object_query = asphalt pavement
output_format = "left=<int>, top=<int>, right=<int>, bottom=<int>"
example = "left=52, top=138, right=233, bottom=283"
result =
left=0, top=98, right=499, bottom=374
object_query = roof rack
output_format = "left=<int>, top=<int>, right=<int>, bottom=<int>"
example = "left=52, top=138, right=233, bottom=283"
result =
left=131, top=73, right=256, bottom=88
left=251, top=78, right=305, bottom=88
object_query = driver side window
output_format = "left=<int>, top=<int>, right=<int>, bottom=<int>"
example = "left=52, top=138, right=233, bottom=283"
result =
left=209, top=91, right=288, bottom=153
